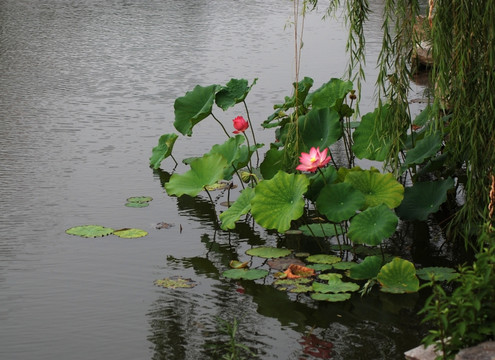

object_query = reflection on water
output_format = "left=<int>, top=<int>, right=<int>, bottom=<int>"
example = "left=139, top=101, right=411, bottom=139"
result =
left=1, top=0, right=429, bottom=359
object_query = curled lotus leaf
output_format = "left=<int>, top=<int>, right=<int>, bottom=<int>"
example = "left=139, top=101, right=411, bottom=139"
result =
left=154, top=276, right=197, bottom=289
left=348, top=256, right=384, bottom=280
left=229, top=260, right=249, bottom=269
left=245, top=246, right=291, bottom=259
left=113, top=228, right=148, bottom=238
left=215, top=78, right=257, bottom=110
left=306, top=254, right=341, bottom=265
left=267, top=257, right=306, bottom=270
left=311, top=292, right=351, bottom=302
left=222, top=269, right=269, bottom=280
left=283, top=264, right=315, bottom=279
left=416, top=267, right=459, bottom=282
left=219, top=188, right=255, bottom=230
left=66, top=225, right=114, bottom=238
left=377, top=257, right=419, bottom=293
left=149, top=133, right=178, bottom=169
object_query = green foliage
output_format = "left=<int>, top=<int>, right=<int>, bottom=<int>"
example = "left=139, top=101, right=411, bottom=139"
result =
left=420, top=245, right=495, bottom=358
left=66, top=225, right=114, bottom=238
left=347, top=204, right=399, bottom=246
left=245, top=247, right=292, bottom=259
left=219, top=188, right=255, bottom=230
left=377, top=257, right=420, bottom=294
left=316, top=182, right=365, bottom=223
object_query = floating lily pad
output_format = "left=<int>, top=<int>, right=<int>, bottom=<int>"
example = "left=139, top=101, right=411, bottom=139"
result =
left=125, top=202, right=149, bottom=208
left=306, top=254, right=341, bottom=265
left=311, top=292, right=352, bottom=302
left=318, top=273, right=342, bottom=281
left=332, top=261, right=356, bottom=270
left=222, top=269, right=269, bottom=280
left=267, top=257, right=305, bottom=270
left=66, top=225, right=115, bottom=238
left=377, top=257, right=419, bottom=293
left=154, top=276, right=197, bottom=289
left=283, top=264, right=315, bottom=278
left=127, top=196, right=153, bottom=203
left=416, top=267, right=459, bottom=282
left=113, top=228, right=148, bottom=238
left=289, top=284, right=313, bottom=293
left=307, top=264, right=334, bottom=271
left=274, top=278, right=313, bottom=286
left=313, top=279, right=360, bottom=293
left=245, top=246, right=291, bottom=259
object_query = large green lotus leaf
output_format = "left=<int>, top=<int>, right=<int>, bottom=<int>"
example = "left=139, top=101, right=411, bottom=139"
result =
left=396, top=178, right=454, bottom=221
left=305, top=165, right=338, bottom=202
left=66, top=225, right=114, bottom=238
left=377, top=257, right=419, bottom=293
left=311, top=292, right=351, bottom=302
left=219, top=188, right=255, bottom=230
left=250, top=171, right=309, bottom=233
left=245, top=246, right=292, bottom=259
left=215, top=78, right=257, bottom=110
left=312, top=279, right=360, bottom=293
left=348, top=255, right=383, bottom=280
left=352, top=105, right=391, bottom=161
left=149, top=133, right=179, bottom=169
left=222, top=268, right=269, bottom=280
left=305, top=78, right=353, bottom=109
left=401, top=132, right=443, bottom=170
left=416, top=267, right=459, bottom=282
left=316, top=182, right=365, bottom=222
left=173, top=84, right=220, bottom=136
left=298, top=223, right=344, bottom=237
left=347, top=204, right=399, bottom=246
left=306, top=254, right=341, bottom=265
left=233, top=143, right=264, bottom=175
left=259, top=147, right=284, bottom=180
left=412, top=104, right=433, bottom=127
left=165, top=153, right=228, bottom=197
left=300, top=107, right=342, bottom=149
left=113, top=228, right=148, bottom=238
left=205, top=135, right=247, bottom=179
left=345, top=170, right=404, bottom=209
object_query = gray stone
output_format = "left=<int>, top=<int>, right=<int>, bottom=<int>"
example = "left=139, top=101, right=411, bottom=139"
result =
left=455, top=341, right=495, bottom=360
left=404, top=344, right=441, bottom=360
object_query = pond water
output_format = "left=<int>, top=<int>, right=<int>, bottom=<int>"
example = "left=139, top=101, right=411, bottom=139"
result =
left=0, top=0, right=430, bottom=359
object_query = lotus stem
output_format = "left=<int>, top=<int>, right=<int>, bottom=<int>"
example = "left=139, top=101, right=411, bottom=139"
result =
left=243, top=100, right=260, bottom=167
left=211, top=112, right=231, bottom=138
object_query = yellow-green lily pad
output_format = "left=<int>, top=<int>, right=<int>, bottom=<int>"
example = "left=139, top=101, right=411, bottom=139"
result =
left=306, top=254, right=341, bottom=265
left=311, top=293, right=351, bottom=302
left=66, top=225, right=115, bottom=238
left=222, top=269, right=269, bottom=280
left=113, top=228, right=148, bottom=238
left=245, top=247, right=291, bottom=259
left=154, top=276, right=197, bottom=289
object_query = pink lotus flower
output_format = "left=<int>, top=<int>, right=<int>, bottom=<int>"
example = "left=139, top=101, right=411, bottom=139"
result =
left=296, top=147, right=331, bottom=172
left=232, top=116, right=249, bottom=134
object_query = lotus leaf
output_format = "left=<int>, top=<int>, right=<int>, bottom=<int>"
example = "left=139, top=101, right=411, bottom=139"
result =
left=149, top=133, right=179, bottom=169
left=311, top=292, right=351, bottom=302
left=173, top=84, right=220, bottom=136
left=219, top=188, right=255, bottom=230
left=401, top=132, right=443, bottom=171
left=347, top=204, right=399, bottom=246
left=416, top=267, right=459, bottom=282
left=127, top=196, right=153, bottom=203
left=289, top=285, right=314, bottom=293
left=299, top=107, right=342, bottom=150
left=377, top=257, right=419, bottom=293
left=205, top=135, right=245, bottom=180
left=316, top=182, right=365, bottom=222
left=267, top=257, right=306, bottom=270
left=215, top=78, right=257, bottom=110
left=305, top=165, right=338, bottom=202
left=312, top=279, right=360, bottom=293
left=229, top=260, right=249, bottom=269
left=165, top=153, right=228, bottom=197
left=345, top=170, right=404, bottom=209
left=250, top=171, right=309, bottom=233
left=396, top=178, right=455, bottom=221
left=66, top=225, right=115, bottom=238
left=318, top=273, right=342, bottom=281
left=306, top=254, right=341, bottom=265
left=283, top=264, right=315, bottom=279
left=222, top=269, right=269, bottom=280
left=348, top=256, right=383, bottom=280
left=352, top=105, right=392, bottom=161
left=299, top=223, right=344, bottom=237
left=245, top=246, right=291, bottom=259
left=154, top=277, right=197, bottom=289
left=113, top=228, right=148, bottom=238
left=274, top=278, right=313, bottom=286
left=259, top=147, right=284, bottom=180
left=308, top=264, right=334, bottom=271
left=304, top=78, right=353, bottom=109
